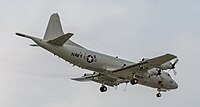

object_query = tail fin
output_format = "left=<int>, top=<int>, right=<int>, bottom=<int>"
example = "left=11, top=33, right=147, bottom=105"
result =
left=43, top=13, right=85, bottom=49
left=43, top=13, right=64, bottom=40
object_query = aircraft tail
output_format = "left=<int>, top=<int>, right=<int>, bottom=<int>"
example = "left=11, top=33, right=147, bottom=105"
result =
left=43, top=13, right=64, bottom=40
left=16, top=13, right=84, bottom=48
left=43, top=13, right=84, bottom=48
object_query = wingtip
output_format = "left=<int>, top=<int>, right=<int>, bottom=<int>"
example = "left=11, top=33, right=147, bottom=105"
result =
left=166, top=53, right=177, bottom=57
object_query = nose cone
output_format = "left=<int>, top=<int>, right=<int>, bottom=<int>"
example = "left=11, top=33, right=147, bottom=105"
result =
left=172, top=81, right=178, bottom=89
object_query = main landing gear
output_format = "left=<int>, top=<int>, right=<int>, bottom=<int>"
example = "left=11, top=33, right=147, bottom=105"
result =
left=130, top=79, right=138, bottom=85
left=100, top=85, right=107, bottom=92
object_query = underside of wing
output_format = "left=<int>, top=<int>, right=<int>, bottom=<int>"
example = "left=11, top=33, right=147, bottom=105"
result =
left=144, top=54, right=177, bottom=69
left=71, top=73, right=125, bottom=87
left=71, top=73, right=101, bottom=82
left=112, top=54, right=177, bottom=80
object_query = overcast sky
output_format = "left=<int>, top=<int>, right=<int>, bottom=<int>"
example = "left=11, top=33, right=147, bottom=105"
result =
left=0, top=0, right=200, bottom=107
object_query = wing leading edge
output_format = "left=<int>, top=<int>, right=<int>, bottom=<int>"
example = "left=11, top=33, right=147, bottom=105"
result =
left=114, top=54, right=177, bottom=73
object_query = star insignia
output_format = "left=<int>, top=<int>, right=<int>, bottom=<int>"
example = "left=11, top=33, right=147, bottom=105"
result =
left=87, top=55, right=94, bottom=63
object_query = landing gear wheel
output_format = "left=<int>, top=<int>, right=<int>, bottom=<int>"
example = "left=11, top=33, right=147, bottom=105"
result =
left=156, top=93, right=161, bottom=97
left=130, top=79, right=138, bottom=85
left=100, top=85, right=107, bottom=92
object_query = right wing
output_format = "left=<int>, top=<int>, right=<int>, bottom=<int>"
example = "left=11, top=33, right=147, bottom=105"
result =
left=112, top=54, right=177, bottom=80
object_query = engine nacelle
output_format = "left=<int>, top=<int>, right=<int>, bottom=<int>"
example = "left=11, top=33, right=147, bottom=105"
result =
left=83, top=72, right=99, bottom=77
left=83, top=73, right=93, bottom=77
left=142, top=58, right=174, bottom=70
left=159, top=62, right=172, bottom=70
left=148, top=68, right=159, bottom=76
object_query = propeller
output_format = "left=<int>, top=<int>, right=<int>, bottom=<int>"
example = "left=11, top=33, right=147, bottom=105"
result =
left=115, top=86, right=118, bottom=90
left=156, top=69, right=162, bottom=76
left=123, top=83, right=128, bottom=92
left=155, top=69, right=164, bottom=81
left=169, top=59, right=179, bottom=76
left=171, top=59, right=179, bottom=69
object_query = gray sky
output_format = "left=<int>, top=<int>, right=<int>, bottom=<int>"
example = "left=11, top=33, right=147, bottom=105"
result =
left=0, top=0, right=200, bottom=107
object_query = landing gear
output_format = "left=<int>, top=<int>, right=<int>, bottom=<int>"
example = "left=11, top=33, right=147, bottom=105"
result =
left=100, top=85, right=107, bottom=92
left=156, top=88, right=167, bottom=97
left=130, top=79, right=138, bottom=85
left=156, top=93, right=161, bottom=97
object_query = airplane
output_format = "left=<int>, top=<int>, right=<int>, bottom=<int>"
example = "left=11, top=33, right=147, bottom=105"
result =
left=16, top=13, right=178, bottom=97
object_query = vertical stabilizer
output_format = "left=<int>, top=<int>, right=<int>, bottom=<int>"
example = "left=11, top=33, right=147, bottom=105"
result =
left=43, top=13, right=85, bottom=49
left=43, top=13, right=64, bottom=40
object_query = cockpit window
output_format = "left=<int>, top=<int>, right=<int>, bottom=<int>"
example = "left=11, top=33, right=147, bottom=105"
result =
left=167, top=74, right=171, bottom=77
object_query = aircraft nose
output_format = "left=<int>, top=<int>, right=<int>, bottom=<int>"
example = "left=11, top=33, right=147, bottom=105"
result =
left=172, top=81, right=178, bottom=89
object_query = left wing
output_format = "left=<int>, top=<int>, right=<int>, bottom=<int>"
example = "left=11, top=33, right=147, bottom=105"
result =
left=71, top=73, right=102, bottom=82
left=71, top=73, right=126, bottom=87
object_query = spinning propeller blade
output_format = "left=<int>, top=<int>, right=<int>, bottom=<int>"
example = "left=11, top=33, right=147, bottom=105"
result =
left=169, top=59, right=178, bottom=76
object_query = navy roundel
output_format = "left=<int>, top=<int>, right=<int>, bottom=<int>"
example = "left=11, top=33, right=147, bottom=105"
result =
left=87, top=55, right=94, bottom=63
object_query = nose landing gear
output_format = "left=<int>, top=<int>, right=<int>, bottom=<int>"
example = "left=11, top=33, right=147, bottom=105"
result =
left=156, top=88, right=167, bottom=97
left=156, top=92, right=161, bottom=97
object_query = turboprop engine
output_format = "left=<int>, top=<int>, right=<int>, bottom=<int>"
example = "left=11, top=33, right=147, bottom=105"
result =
left=160, top=59, right=179, bottom=70
left=143, top=58, right=178, bottom=76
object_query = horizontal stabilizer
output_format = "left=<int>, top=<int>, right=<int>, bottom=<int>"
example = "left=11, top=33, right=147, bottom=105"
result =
left=47, top=33, right=73, bottom=46
left=71, top=77, right=91, bottom=82
left=71, top=73, right=102, bottom=82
